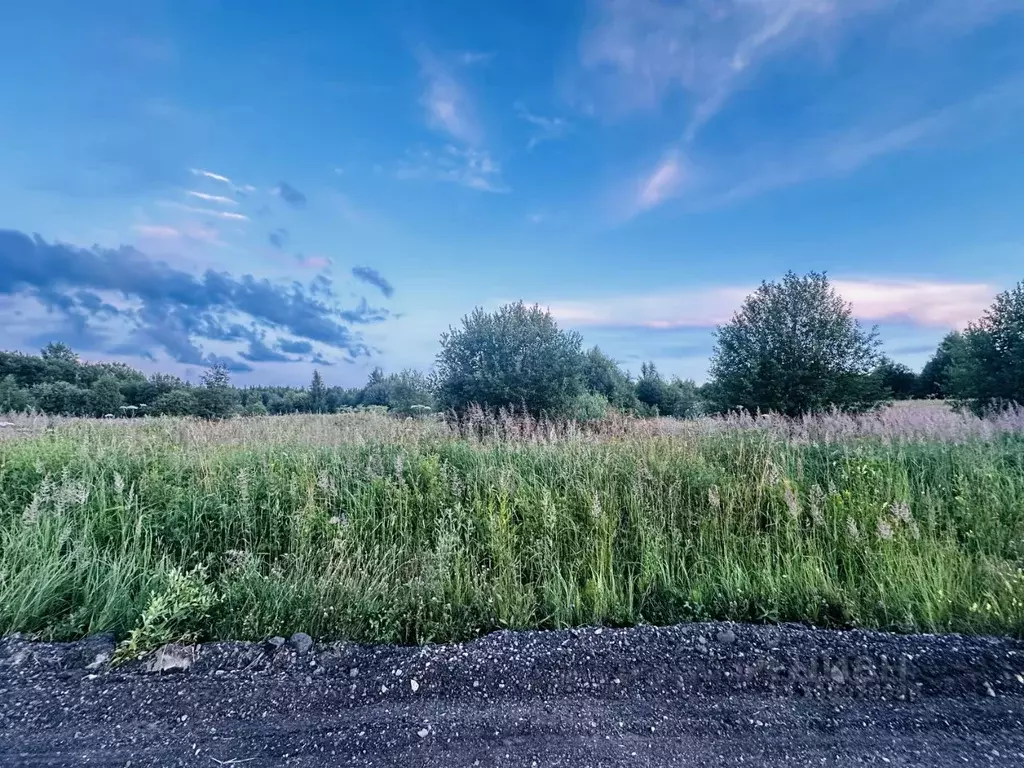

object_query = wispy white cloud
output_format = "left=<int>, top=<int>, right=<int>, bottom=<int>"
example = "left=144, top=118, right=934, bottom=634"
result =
left=158, top=201, right=250, bottom=221
left=186, top=190, right=238, bottom=206
left=515, top=102, right=572, bottom=149
left=459, top=51, right=494, bottom=66
left=397, top=145, right=509, bottom=193
left=634, top=152, right=686, bottom=213
left=707, top=77, right=1024, bottom=205
left=418, top=51, right=481, bottom=145
left=577, top=0, right=1021, bottom=141
left=190, top=168, right=233, bottom=185
left=534, top=278, right=997, bottom=331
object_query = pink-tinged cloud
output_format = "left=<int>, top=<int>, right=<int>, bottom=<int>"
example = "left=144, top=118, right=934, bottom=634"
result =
left=132, top=224, right=181, bottom=240
left=297, top=255, right=332, bottom=269
left=534, top=278, right=997, bottom=330
left=634, top=154, right=686, bottom=213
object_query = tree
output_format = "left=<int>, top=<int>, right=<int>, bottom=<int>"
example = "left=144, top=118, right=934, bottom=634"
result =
left=871, top=357, right=918, bottom=400
left=31, top=381, right=89, bottom=415
left=152, top=389, right=197, bottom=416
left=383, top=369, right=435, bottom=415
left=194, top=363, right=238, bottom=419
left=0, top=374, right=33, bottom=413
left=87, top=375, right=125, bottom=416
left=635, top=362, right=702, bottom=417
left=582, top=347, right=639, bottom=412
left=434, top=302, right=585, bottom=416
left=708, top=271, right=885, bottom=416
left=918, top=331, right=966, bottom=399
left=947, top=281, right=1024, bottom=411
left=308, top=370, right=327, bottom=413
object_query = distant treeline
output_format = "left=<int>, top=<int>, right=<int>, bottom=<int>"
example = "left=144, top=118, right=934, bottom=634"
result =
left=1, top=272, right=1020, bottom=419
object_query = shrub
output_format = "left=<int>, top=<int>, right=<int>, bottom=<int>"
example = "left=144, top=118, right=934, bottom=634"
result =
left=434, top=301, right=585, bottom=417
left=709, top=271, right=885, bottom=416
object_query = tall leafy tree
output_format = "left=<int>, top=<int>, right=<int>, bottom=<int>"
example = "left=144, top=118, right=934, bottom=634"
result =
left=871, top=357, right=919, bottom=400
left=947, top=281, right=1024, bottom=411
left=434, top=301, right=585, bottom=416
left=709, top=271, right=884, bottom=416
left=582, top=347, right=638, bottom=412
left=308, top=369, right=327, bottom=413
left=193, top=363, right=239, bottom=419
left=87, top=375, right=125, bottom=416
left=918, top=331, right=965, bottom=399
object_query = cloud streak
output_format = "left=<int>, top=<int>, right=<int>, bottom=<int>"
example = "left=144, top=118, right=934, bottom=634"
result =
left=535, top=278, right=997, bottom=331
left=352, top=266, right=394, bottom=298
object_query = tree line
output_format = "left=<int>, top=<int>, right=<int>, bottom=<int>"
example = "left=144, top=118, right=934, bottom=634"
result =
left=1, top=272, right=1021, bottom=420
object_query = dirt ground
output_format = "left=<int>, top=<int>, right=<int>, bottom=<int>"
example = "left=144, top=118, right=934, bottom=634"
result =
left=2, top=622, right=1023, bottom=767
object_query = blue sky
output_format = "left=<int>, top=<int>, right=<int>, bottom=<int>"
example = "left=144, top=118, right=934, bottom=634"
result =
left=1, top=0, right=1023, bottom=386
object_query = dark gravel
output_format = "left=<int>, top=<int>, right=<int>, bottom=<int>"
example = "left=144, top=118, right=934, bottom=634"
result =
left=2, top=622, right=1023, bottom=767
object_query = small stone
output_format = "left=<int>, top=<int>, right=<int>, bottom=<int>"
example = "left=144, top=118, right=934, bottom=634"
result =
left=716, top=629, right=737, bottom=645
left=417, top=727, right=430, bottom=738
left=85, top=652, right=110, bottom=670
left=145, top=644, right=194, bottom=674
left=411, top=679, right=420, bottom=692
left=265, top=636, right=286, bottom=653
left=985, top=682, right=996, bottom=697
left=288, top=632, right=314, bottom=655
left=830, top=666, right=845, bottom=684
left=349, top=667, right=360, bottom=678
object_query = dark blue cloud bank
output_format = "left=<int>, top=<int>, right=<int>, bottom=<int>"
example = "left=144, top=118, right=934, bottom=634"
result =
left=0, top=230, right=392, bottom=371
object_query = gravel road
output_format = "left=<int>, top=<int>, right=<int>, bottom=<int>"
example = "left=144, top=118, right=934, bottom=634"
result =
left=2, top=622, right=1023, bottom=767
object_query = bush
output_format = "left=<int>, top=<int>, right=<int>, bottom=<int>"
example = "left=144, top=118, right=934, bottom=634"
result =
left=709, top=271, right=885, bottom=416
left=434, top=301, right=585, bottom=417
left=948, top=281, right=1024, bottom=411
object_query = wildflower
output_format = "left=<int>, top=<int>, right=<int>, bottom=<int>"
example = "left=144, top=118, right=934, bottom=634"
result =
left=22, top=493, right=42, bottom=524
left=877, top=518, right=894, bottom=541
left=708, top=485, right=721, bottom=511
left=889, top=500, right=912, bottom=523
left=808, top=484, right=825, bottom=525
left=783, top=486, right=801, bottom=521
left=316, top=470, right=333, bottom=493
left=394, top=454, right=404, bottom=480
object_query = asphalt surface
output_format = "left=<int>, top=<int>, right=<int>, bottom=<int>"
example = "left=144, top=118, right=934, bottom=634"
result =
left=2, top=622, right=1024, bottom=767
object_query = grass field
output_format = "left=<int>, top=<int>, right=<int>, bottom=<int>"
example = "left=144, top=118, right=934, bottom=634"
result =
left=1, top=405, right=1023, bottom=650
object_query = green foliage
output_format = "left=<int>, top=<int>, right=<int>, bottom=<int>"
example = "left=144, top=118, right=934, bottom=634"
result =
left=582, top=347, right=639, bottom=412
left=152, top=388, right=197, bottom=416
left=569, top=391, right=609, bottom=422
left=948, top=282, right=1024, bottom=412
left=871, top=357, right=919, bottom=400
left=381, top=369, right=435, bottom=415
left=635, top=362, right=703, bottom=417
left=114, top=565, right=218, bottom=662
left=194, top=364, right=238, bottom=419
left=308, top=370, right=327, bottom=413
left=709, top=271, right=885, bottom=416
left=0, top=374, right=33, bottom=412
left=435, top=301, right=586, bottom=417
left=3, top=414, right=1024, bottom=645
left=919, top=332, right=965, bottom=399
left=87, top=375, right=125, bottom=416
left=31, top=381, right=89, bottom=416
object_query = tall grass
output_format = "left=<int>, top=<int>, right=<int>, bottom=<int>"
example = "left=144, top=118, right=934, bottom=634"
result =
left=1, top=406, right=1023, bottom=646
